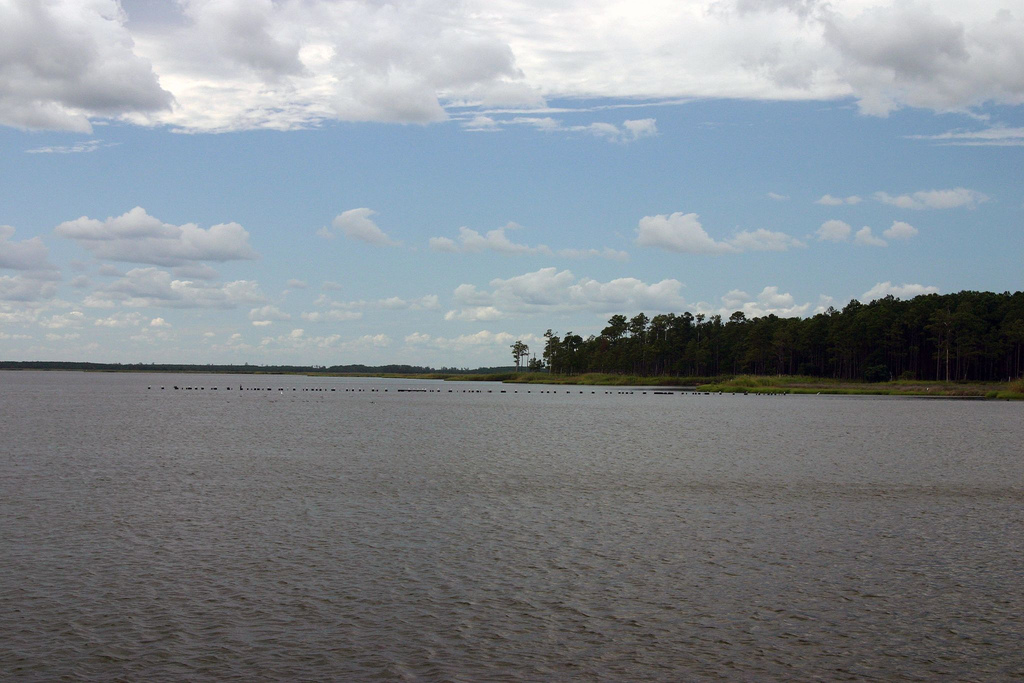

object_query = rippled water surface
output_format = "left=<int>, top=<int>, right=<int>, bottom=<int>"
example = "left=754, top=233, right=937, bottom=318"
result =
left=2, top=371, right=1022, bottom=680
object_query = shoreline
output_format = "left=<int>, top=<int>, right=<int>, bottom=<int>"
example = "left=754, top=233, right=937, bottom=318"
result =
left=3, top=366, right=1022, bottom=399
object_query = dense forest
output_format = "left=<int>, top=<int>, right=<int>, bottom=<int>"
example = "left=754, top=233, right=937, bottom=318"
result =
left=535, top=291, right=1024, bottom=382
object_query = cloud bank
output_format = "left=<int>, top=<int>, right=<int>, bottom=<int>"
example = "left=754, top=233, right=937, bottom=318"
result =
left=4, top=0, right=1024, bottom=132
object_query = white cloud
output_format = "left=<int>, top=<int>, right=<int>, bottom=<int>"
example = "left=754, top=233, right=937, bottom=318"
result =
left=249, top=305, right=291, bottom=325
left=6, top=1, right=1024, bottom=134
left=729, top=228, right=805, bottom=252
left=431, top=224, right=625, bottom=260
left=622, top=118, right=658, bottom=140
left=299, top=310, right=362, bottom=323
left=430, top=223, right=549, bottom=255
left=815, top=219, right=852, bottom=242
left=883, top=221, right=918, bottom=240
left=874, top=187, right=989, bottom=210
left=55, top=207, right=258, bottom=266
left=405, top=330, right=539, bottom=351
left=854, top=226, right=887, bottom=247
left=376, top=295, right=440, bottom=311
left=299, top=293, right=436, bottom=322
left=766, top=192, right=789, bottom=201
left=0, top=225, right=55, bottom=271
left=699, top=285, right=813, bottom=318
left=444, top=306, right=505, bottom=322
left=0, top=0, right=171, bottom=132
left=909, top=126, right=1024, bottom=147
left=97, top=267, right=265, bottom=309
left=820, top=3, right=1024, bottom=115
left=150, top=317, right=171, bottom=328
left=94, top=312, right=144, bottom=328
left=24, top=139, right=113, bottom=154
left=322, top=208, right=401, bottom=247
left=39, top=311, right=85, bottom=329
left=815, top=194, right=861, bottom=206
left=862, top=282, right=940, bottom=301
left=257, top=328, right=391, bottom=352
left=636, top=213, right=736, bottom=254
left=635, top=213, right=802, bottom=253
left=0, top=274, right=58, bottom=301
left=129, top=0, right=531, bottom=132
left=496, top=116, right=659, bottom=142
left=445, top=267, right=686, bottom=320
left=286, top=279, right=308, bottom=289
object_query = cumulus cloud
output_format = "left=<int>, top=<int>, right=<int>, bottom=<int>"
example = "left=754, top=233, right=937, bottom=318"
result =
left=729, top=228, right=806, bottom=252
left=0, top=0, right=172, bottom=132
left=298, top=292, right=437, bottom=322
left=127, top=0, right=532, bottom=131
left=431, top=223, right=626, bottom=260
left=320, top=208, right=401, bottom=247
left=0, top=274, right=57, bottom=301
left=444, top=306, right=505, bottom=322
left=97, top=266, right=265, bottom=309
left=55, top=206, right=258, bottom=266
left=883, top=221, right=918, bottom=240
left=429, top=223, right=549, bottom=255
left=815, top=194, right=862, bottom=206
left=874, top=187, right=989, bottom=210
left=854, top=226, right=887, bottom=247
left=6, top=0, right=1024, bottom=134
left=405, top=329, right=540, bottom=351
left=94, top=311, right=143, bottom=328
left=299, top=310, right=362, bottom=323
left=635, top=213, right=735, bottom=254
left=635, top=213, right=802, bottom=253
left=257, top=328, right=391, bottom=352
left=0, top=225, right=55, bottom=271
left=249, top=304, right=291, bottom=326
left=816, top=219, right=915, bottom=246
left=820, top=4, right=1024, bottom=115
left=815, top=219, right=852, bottom=242
left=377, top=294, right=440, bottom=311
left=701, top=286, right=814, bottom=318
left=444, top=267, right=686, bottom=320
left=39, top=310, right=85, bottom=329
left=863, top=282, right=940, bottom=301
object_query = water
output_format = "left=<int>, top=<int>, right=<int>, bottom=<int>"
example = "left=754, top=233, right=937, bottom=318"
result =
left=2, top=371, right=1022, bottom=680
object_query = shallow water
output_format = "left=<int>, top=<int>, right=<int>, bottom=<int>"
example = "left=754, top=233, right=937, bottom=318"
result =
left=2, top=371, right=1022, bottom=680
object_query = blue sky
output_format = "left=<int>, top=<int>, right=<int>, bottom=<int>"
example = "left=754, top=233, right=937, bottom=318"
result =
left=1, top=0, right=1022, bottom=366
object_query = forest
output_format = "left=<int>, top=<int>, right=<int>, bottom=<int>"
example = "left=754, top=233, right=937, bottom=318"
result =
left=534, top=291, right=1024, bottom=382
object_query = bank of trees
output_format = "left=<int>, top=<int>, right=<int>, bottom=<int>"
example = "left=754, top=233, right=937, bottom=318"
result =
left=538, top=291, right=1024, bottom=382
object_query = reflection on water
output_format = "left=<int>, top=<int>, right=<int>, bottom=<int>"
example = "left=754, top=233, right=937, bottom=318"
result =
left=2, top=371, right=1022, bottom=680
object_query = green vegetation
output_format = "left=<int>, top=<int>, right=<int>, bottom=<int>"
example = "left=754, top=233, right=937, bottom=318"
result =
left=693, top=374, right=1021, bottom=398
left=536, top=291, right=1024, bottom=384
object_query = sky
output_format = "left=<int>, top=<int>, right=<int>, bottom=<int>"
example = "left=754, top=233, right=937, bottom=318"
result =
left=1, top=0, right=1022, bottom=367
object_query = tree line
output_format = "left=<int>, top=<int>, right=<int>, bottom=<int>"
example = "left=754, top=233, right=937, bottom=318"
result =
left=532, top=290, right=1024, bottom=382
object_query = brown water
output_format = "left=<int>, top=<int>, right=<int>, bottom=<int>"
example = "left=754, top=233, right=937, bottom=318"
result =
left=2, top=371, right=1022, bottom=680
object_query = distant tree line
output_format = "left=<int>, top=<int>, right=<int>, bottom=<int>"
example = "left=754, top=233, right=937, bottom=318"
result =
left=0, top=361, right=516, bottom=375
left=537, top=291, right=1024, bottom=382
